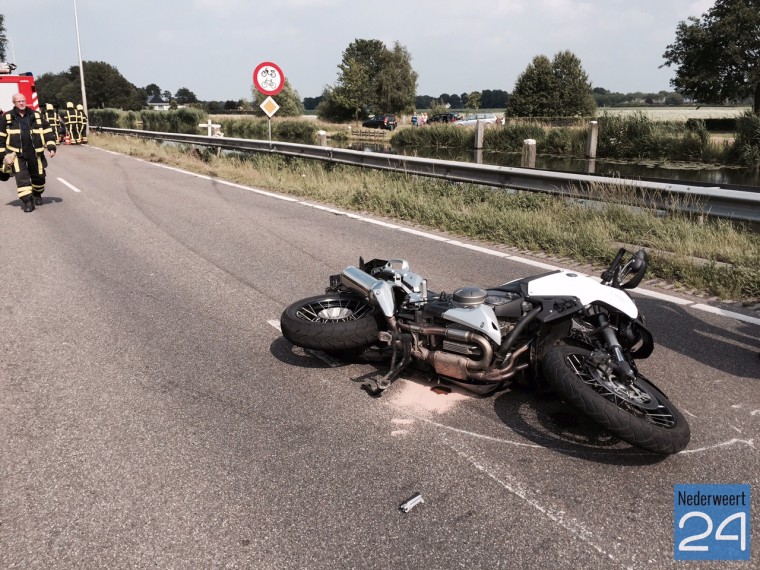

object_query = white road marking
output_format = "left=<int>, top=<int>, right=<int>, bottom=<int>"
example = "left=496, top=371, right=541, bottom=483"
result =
left=450, top=445, right=619, bottom=565
left=680, top=438, right=755, bottom=454
left=691, top=303, right=760, bottom=326
left=57, top=178, right=81, bottom=193
left=96, top=147, right=760, bottom=327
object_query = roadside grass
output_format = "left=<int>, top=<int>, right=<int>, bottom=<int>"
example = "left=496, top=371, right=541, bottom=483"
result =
left=89, top=133, right=760, bottom=302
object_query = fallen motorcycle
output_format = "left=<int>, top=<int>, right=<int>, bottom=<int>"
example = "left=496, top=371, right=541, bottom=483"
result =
left=280, top=249, right=690, bottom=455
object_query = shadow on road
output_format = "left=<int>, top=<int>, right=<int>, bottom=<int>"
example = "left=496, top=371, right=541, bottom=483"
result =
left=272, top=335, right=671, bottom=464
left=637, top=297, right=759, bottom=378
left=493, top=388, right=670, bottom=465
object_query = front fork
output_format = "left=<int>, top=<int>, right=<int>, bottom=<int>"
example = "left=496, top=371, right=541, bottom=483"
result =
left=593, top=313, right=637, bottom=383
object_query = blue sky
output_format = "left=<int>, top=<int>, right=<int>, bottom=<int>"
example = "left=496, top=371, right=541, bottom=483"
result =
left=2, top=0, right=715, bottom=102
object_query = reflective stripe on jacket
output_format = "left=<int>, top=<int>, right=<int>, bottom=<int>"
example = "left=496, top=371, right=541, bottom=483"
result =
left=0, top=110, right=57, bottom=156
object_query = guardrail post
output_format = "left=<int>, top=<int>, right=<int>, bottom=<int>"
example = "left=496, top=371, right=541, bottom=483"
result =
left=586, top=120, right=598, bottom=159
left=317, top=130, right=327, bottom=146
left=522, top=139, right=536, bottom=168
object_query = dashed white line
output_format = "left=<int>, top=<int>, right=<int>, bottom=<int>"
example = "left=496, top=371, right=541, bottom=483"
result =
left=57, top=177, right=81, bottom=193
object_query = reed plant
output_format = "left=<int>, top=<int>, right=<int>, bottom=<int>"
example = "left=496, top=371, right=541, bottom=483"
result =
left=89, top=132, right=760, bottom=301
left=732, top=111, right=760, bottom=168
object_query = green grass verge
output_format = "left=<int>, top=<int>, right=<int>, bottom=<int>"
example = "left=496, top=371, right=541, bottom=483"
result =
left=89, top=133, right=760, bottom=302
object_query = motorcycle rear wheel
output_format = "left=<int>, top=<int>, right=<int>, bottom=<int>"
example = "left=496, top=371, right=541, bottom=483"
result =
left=280, top=293, right=381, bottom=354
left=542, top=341, right=690, bottom=455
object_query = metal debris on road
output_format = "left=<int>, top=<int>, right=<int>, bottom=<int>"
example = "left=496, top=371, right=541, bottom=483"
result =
left=400, top=493, right=424, bottom=513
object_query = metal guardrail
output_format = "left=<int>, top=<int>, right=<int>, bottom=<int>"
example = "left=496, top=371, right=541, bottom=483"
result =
left=96, top=127, right=760, bottom=224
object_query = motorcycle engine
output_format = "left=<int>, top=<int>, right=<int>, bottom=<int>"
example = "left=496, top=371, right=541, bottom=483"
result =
left=452, top=287, right=487, bottom=307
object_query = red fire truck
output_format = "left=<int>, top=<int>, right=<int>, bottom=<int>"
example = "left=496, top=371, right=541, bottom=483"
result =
left=0, top=62, right=39, bottom=112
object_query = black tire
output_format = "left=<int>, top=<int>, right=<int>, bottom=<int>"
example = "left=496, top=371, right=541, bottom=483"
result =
left=280, top=293, right=381, bottom=353
left=542, top=341, right=690, bottom=455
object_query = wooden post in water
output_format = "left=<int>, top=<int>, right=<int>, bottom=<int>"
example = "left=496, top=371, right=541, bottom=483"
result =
left=586, top=120, right=598, bottom=159
left=474, top=121, right=485, bottom=150
left=522, top=139, right=536, bottom=168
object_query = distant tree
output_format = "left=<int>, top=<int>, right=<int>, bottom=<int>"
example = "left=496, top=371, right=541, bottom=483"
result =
left=480, top=89, right=509, bottom=108
left=223, top=99, right=239, bottom=111
left=144, top=83, right=162, bottom=97
left=174, top=87, right=198, bottom=104
left=447, top=93, right=462, bottom=108
left=665, top=93, right=685, bottom=106
left=320, top=38, right=417, bottom=121
left=80, top=61, right=144, bottom=110
left=0, top=15, right=6, bottom=61
left=505, top=55, right=557, bottom=117
left=414, top=95, right=432, bottom=109
left=162, top=90, right=172, bottom=102
left=35, top=61, right=144, bottom=110
left=552, top=50, right=597, bottom=116
left=303, top=96, right=323, bottom=111
left=466, top=91, right=481, bottom=110
left=506, top=51, right=595, bottom=117
left=316, top=86, right=355, bottom=122
left=36, top=70, right=80, bottom=108
left=334, top=54, right=372, bottom=121
left=251, top=78, right=304, bottom=117
left=374, top=41, right=417, bottom=115
left=662, top=0, right=760, bottom=114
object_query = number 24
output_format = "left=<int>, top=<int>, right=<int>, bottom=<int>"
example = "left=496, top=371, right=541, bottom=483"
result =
left=678, top=511, right=747, bottom=552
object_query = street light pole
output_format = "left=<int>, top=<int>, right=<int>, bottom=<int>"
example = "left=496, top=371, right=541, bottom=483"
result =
left=73, top=0, right=88, bottom=118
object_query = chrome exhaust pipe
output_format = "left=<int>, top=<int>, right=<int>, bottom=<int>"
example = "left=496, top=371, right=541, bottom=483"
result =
left=340, top=266, right=396, bottom=318
left=340, top=266, right=382, bottom=297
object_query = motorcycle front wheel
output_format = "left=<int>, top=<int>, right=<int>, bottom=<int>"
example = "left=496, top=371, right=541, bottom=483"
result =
left=280, top=293, right=381, bottom=354
left=542, top=341, right=690, bottom=455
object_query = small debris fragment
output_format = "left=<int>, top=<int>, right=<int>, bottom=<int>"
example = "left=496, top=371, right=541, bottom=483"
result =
left=400, top=493, right=424, bottom=513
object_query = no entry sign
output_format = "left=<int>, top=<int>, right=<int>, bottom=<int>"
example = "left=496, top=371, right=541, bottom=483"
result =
left=253, top=61, right=285, bottom=96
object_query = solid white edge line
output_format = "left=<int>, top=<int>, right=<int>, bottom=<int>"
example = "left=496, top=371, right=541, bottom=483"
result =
left=57, top=178, right=81, bottom=193
left=691, top=304, right=760, bottom=326
left=632, top=287, right=694, bottom=305
left=92, top=146, right=760, bottom=328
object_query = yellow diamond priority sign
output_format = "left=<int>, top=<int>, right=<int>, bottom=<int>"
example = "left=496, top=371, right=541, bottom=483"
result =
left=260, top=96, right=280, bottom=118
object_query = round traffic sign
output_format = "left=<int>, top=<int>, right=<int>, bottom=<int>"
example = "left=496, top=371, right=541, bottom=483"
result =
left=253, top=61, right=285, bottom=96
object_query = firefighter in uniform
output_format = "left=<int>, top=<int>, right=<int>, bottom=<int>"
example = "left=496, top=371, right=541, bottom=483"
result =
left=44, top=103, right=66, bottom=143
left=76, top=104, right=88, bottom=144
left=64, top=101, right=78, bottom=144
left=0, top=93, right=57, bottom=212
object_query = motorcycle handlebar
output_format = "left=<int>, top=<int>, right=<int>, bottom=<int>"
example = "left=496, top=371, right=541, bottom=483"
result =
left=601, top=248, right=627, bottom=285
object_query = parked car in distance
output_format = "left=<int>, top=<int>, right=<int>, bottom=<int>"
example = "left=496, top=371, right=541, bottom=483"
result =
left=426, top=113, right=461, bottom=124
left=454, top=112, right=499, bottom=127
left=362, top=114, right=397, bottom=130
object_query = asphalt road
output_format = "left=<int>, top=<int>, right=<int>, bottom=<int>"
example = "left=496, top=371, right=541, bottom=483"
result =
left=1, top=145, right=758, bottom=569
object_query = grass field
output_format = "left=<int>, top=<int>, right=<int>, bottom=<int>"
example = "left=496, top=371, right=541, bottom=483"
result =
left=596, top=106, right=751, bottom=121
